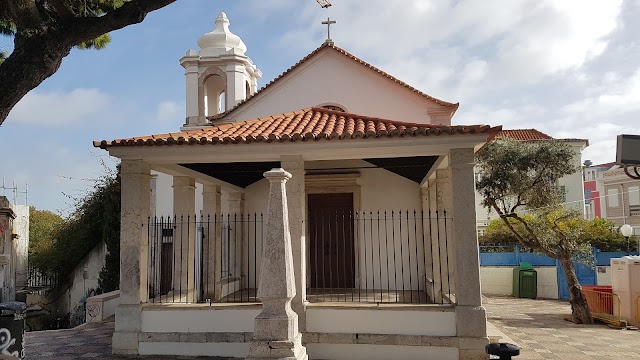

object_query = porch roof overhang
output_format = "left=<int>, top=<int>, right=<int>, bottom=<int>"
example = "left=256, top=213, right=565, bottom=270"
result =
left=96, top=107, right=500, bottom=188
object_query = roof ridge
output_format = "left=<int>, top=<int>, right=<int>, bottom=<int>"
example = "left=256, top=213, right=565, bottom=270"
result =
left=207, top=42, right=458, bottom=122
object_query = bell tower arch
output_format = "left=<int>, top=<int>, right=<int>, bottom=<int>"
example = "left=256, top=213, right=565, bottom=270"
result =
left=180, top=12, right=262, bottom=127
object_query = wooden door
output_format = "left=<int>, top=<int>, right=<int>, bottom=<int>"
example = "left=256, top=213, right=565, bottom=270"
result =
left=308, top=193, right=355, bottom=289
left=160, top=243, right=173, bottom=294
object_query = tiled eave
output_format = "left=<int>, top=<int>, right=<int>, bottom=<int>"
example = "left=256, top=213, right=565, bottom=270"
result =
left=95, top=108, right=501, bottom=149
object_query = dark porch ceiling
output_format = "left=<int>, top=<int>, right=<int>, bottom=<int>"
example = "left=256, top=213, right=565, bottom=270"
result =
left=180, top=162, right=281, bottom=188
left=363, top=156, right=439, bottom=183
left=179, top=156, right=439, bottom=188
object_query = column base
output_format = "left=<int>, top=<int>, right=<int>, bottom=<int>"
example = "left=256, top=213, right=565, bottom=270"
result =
left=458, top=336, right=490, bottom=360
left=112, top=304, right=142, bottom=355
left=246, top=333, right=308, bottom=360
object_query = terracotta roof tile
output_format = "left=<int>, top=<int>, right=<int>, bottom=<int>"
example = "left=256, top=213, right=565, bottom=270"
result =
left=95, top=108, right=500, bottom=149
left=496, top=129, right=589, bottom=145
left=495, top=129, right=553, bottom=141
left=208, top=42, right=459, bottom=121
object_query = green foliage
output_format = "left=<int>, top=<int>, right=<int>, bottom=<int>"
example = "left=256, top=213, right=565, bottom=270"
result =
left=0, top=1, right=130, bottom=56
left=476, top=138, right=578, bottom=213
left=29, top=168, right=120, bottom=291
left=479, top=216, right=629, bottom=252
left=28, top=207, right=65, bottom=270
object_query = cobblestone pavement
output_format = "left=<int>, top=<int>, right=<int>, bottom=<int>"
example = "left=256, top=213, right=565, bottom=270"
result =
left=485, top=296, right=640, bottom=360
left=24, top=317, right=233, bottom=359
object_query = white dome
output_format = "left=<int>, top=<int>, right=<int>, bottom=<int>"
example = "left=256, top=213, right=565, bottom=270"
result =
left=197, top=12, right=247, bottom=55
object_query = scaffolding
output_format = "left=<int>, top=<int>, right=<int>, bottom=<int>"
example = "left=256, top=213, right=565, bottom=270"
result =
left=1, top=178, right=28, bottom=205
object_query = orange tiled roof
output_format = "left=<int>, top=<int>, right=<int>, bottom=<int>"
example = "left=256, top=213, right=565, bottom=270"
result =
left=94, top=108, right=500, bottom=149
left=208, top=42, right=459, bottom=121
left=495, top=129, right=553, bottom=141
left=495, top=129, right=588, bottom=145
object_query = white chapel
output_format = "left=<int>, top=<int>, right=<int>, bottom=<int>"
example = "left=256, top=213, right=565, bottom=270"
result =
left=96, top=12, right=499, bottom=360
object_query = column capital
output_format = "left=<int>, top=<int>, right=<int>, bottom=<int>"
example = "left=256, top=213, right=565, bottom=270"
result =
left=280, top=155, right=305, bottom=171
left=264, top=168, right=292, bottom=183
left=120, top=159, right=151, bottom=176
left=202, top=183, right=222, bottom=195
left=172, top=176, right=196, bottom=189
left=449, top=148, right=475, bottom=169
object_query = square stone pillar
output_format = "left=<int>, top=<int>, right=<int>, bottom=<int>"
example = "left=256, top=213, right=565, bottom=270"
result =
left=228, top=191, right=245, bottom=293
left=449, top=148, right=488, bottom=360
left=436, top=168, right=456, bottom=300
left=420, top=186, right=437, bottom=302
left=173, top=176, right=196, bottom=301
left=113, top=159, right=151, bottom=355
left=280, top=155, right=306, bottom=332
left=247, top=168, right=307, bottom=360
left=202, top=184, right=222, bottom=301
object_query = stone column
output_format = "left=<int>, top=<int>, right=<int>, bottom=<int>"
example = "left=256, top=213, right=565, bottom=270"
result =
left=113, top=159, right=151, bottom=355
left=247, top=169, right=308, bottom=360
left=173, top=176, right=196, bottom=301
left=420, top=186, right=435, bottom=302
left=228, top=191, right=245, bottom=295
left=436, top=168, right=456, bottom=300
left=280, top=155, right=306, bottom=331
left=202, top=184, right=222, bottom=301
left=425, top=178, right=442, bottom=303
left=226, top=64, right=247, bottom=110
left=449, top=148, right=487, bottom=360
left=184, top=63, right=202, bottom=126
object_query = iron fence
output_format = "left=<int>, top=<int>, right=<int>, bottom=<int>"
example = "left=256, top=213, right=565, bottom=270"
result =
left=27, top=267, right=60, bottom=294
left=305, top=209, right=453, bottom=304
left=147, top=214, right=263, bottom=304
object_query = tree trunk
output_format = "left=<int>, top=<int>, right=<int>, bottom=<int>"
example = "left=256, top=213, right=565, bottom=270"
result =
left=560, top=256, right=594, bottom=324
left=0, top=31, right=72, bottom=125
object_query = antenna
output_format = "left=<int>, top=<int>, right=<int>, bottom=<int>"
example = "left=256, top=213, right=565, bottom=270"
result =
left=316, top=0, right=332, bottom=8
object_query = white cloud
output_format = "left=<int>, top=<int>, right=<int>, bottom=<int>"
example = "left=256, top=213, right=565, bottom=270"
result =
left=9, top=88, right=111, bottom=125
left=156, top=100, right=184, bottom=124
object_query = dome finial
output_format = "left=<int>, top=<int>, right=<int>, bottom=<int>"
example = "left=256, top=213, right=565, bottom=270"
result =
left=197, top=11, right=247, bottom=55
left=215, top=12, right=230, bottom=33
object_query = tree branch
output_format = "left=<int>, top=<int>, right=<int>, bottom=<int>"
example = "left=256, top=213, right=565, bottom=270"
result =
left=64, top=0, right=177, bottom=45
left=0, top=0, right=177, bottom=126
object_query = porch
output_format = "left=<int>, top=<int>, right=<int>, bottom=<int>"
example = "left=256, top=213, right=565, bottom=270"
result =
left=96, top=110, right=500, bottom=359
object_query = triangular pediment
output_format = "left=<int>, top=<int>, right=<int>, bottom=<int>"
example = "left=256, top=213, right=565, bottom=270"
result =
left=211, top=43, right=458, bottom=126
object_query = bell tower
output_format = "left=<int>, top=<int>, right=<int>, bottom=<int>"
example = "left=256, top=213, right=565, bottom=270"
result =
left=180, top=12, right=262, bottom=127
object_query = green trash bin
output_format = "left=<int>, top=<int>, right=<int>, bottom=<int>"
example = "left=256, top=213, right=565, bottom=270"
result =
left=512, top=262, right=537, bottom=299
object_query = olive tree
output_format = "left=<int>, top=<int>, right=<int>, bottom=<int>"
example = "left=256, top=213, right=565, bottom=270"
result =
left=476, top=138, right=594, bottom=324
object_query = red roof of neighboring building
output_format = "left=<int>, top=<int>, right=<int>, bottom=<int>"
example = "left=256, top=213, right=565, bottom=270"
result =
left=208, top=42, right=459, bottom=121
left=495, top=129, right=553, bottom=141
left=95, top=107, right=500, bottom=149
left=495, top=129, right=588, bottom=145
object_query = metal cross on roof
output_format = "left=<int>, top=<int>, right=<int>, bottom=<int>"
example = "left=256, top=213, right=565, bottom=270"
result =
left=322, top=17, right=336, bottom=43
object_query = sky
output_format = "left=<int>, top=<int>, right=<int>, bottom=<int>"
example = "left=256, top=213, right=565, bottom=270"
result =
left=1, top=0, right=639, bottom=214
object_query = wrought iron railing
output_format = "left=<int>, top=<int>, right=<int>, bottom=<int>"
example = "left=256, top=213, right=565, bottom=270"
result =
left=147, top=209, right=454, bottom=305
left=305, top=209, right=453, bottom=304
left=27, top=267, right=60, bottom=294
left=147, top=214, right=263, bottom=304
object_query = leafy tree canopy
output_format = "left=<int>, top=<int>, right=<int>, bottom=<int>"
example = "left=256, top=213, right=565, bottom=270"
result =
left=0, top=0, right=177, bottom=124
left=29, top=169, right=120, bottom=292
left=479, top=216, right=631, bottom=253
left=476, top=138, right=594, bottom=323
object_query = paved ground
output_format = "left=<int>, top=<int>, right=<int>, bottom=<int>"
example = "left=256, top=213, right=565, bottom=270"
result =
left=25, top=317, right=232, bottom=359
left=25, top=296, right=640, bottom=359
left=484, top=296, right=640, bottom=360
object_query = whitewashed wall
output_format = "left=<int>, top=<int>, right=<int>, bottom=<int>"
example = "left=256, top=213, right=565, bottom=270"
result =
left=224, top=49, right=453, bottom=125
left=480, top=266, right=559, bottom=299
